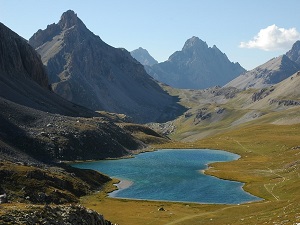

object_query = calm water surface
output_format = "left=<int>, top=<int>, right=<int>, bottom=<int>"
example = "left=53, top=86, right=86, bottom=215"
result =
left=72, top=149, right=261, bottom=204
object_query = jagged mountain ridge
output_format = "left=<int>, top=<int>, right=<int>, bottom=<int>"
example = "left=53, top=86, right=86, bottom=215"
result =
left=146, top=36, right=245, bottom=89
left=131, top=47, right=158, bottom=66
left=29, top=10, right=185, bottom=123
left=226, top=41, right=300, bottom=90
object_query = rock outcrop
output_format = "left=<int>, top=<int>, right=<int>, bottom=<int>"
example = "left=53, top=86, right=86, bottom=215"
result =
left=0, top=205, right=114, bottom=225
left=146, top=36, right=245, bottom=89
left=252, top=87, right=275, bottom=102
left=0, top=193, right=7, bottom=204
left=29, top=10, right=185, bottom=123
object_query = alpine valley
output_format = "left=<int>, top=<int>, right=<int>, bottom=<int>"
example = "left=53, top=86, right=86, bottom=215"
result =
left=1, top=9, right=300, bottom=225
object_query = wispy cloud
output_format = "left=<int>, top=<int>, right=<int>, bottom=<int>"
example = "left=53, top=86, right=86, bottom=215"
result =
left=239, top=24, right=300, bottom=51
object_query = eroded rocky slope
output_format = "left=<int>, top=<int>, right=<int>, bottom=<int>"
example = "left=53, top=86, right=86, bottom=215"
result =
left=226, top=40, right=300, bottom=90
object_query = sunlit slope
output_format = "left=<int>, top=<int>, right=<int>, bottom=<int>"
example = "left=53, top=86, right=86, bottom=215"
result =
left=154, top=71, right=300, bottom=141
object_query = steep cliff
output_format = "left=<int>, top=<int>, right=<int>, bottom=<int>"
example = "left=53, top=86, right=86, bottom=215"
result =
left=0, top=22, right=48, bottom=88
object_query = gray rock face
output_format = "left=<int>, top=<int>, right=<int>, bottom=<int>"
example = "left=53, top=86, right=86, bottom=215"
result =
left=146, top=36, right=245, bottom=89
left=131, top=47, right=158, bottom=66
left=225, top=55, right=300, bottom=90
left=252, top=87, right=275, bottom=102
left=29, top=10, right=184, bottom=123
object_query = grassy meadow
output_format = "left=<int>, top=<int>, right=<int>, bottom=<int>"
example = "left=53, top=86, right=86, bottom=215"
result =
left=80, top=122, right=300, bottom=224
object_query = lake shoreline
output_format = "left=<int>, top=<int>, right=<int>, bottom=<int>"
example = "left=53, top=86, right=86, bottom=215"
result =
left=73, top=149, right=261, bottom=204
left=109, top=179, right=134, bottom=197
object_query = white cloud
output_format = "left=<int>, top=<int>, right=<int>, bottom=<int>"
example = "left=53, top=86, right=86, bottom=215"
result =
left=239, top=24, right=300, bottom=51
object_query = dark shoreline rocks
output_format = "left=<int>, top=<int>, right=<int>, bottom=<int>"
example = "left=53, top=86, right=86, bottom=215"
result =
left=0, top=204, right=115, bottom=225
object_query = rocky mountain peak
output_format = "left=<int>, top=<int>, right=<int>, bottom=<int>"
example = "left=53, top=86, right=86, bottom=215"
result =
left=29, top=10, right=88, bottom=50
left=182, top=36, right=208, bottom=51
left=58, top=10, right=84, bottom=30
left=131, top=47, right=158, bottom=66
left=30, top=11, right=185, bottom=123
left=134, top=47, right=148, bottom=54
left=146, top=36, right=245, bottom=89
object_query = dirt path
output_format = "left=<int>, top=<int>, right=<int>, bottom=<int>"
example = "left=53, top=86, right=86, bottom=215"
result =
left=264, top=167, right=287, bottom=201
left=233, top=139, right=286, bottom=201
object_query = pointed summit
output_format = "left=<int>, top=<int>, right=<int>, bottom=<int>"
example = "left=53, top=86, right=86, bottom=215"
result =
left=131, top=47, right=158, bottom=66
left=29, top=11, right=184, bottom=123
left=29, top=10, right=88, bottom=49
left=58, top=10, right=85, bottom=29
left=146, top=37, right=245, bottom=89
left=183, top=36, right=208, bottom=51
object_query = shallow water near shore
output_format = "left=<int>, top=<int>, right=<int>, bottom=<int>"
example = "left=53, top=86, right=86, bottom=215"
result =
left=72, top=149, right=261, bottom=204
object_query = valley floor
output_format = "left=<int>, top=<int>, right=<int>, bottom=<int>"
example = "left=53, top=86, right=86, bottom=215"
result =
left=81, top=123, right=300, bottom=225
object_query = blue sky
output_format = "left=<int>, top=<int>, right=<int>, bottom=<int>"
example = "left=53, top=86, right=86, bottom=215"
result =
left=1, top=0, right=300, bottom=70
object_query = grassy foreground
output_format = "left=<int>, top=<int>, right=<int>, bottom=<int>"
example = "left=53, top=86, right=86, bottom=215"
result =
left=81, top=123, right=300, bottom=225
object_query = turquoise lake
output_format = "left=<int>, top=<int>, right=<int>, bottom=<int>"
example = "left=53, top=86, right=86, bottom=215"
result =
left=72, top=149, right=261, bottom=204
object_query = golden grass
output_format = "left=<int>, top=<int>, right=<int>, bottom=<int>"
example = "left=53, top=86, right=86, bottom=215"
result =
left=81, top=123, right=300, bottom=224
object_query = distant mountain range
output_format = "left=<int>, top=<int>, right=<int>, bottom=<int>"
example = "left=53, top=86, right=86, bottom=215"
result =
left=131, top=47, right=158, bottom=66
left=226, top=41, right=300, bottom=89
left=29, top=10, right=184, bottom=123
left=145, top=36, right=246, bottom=89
